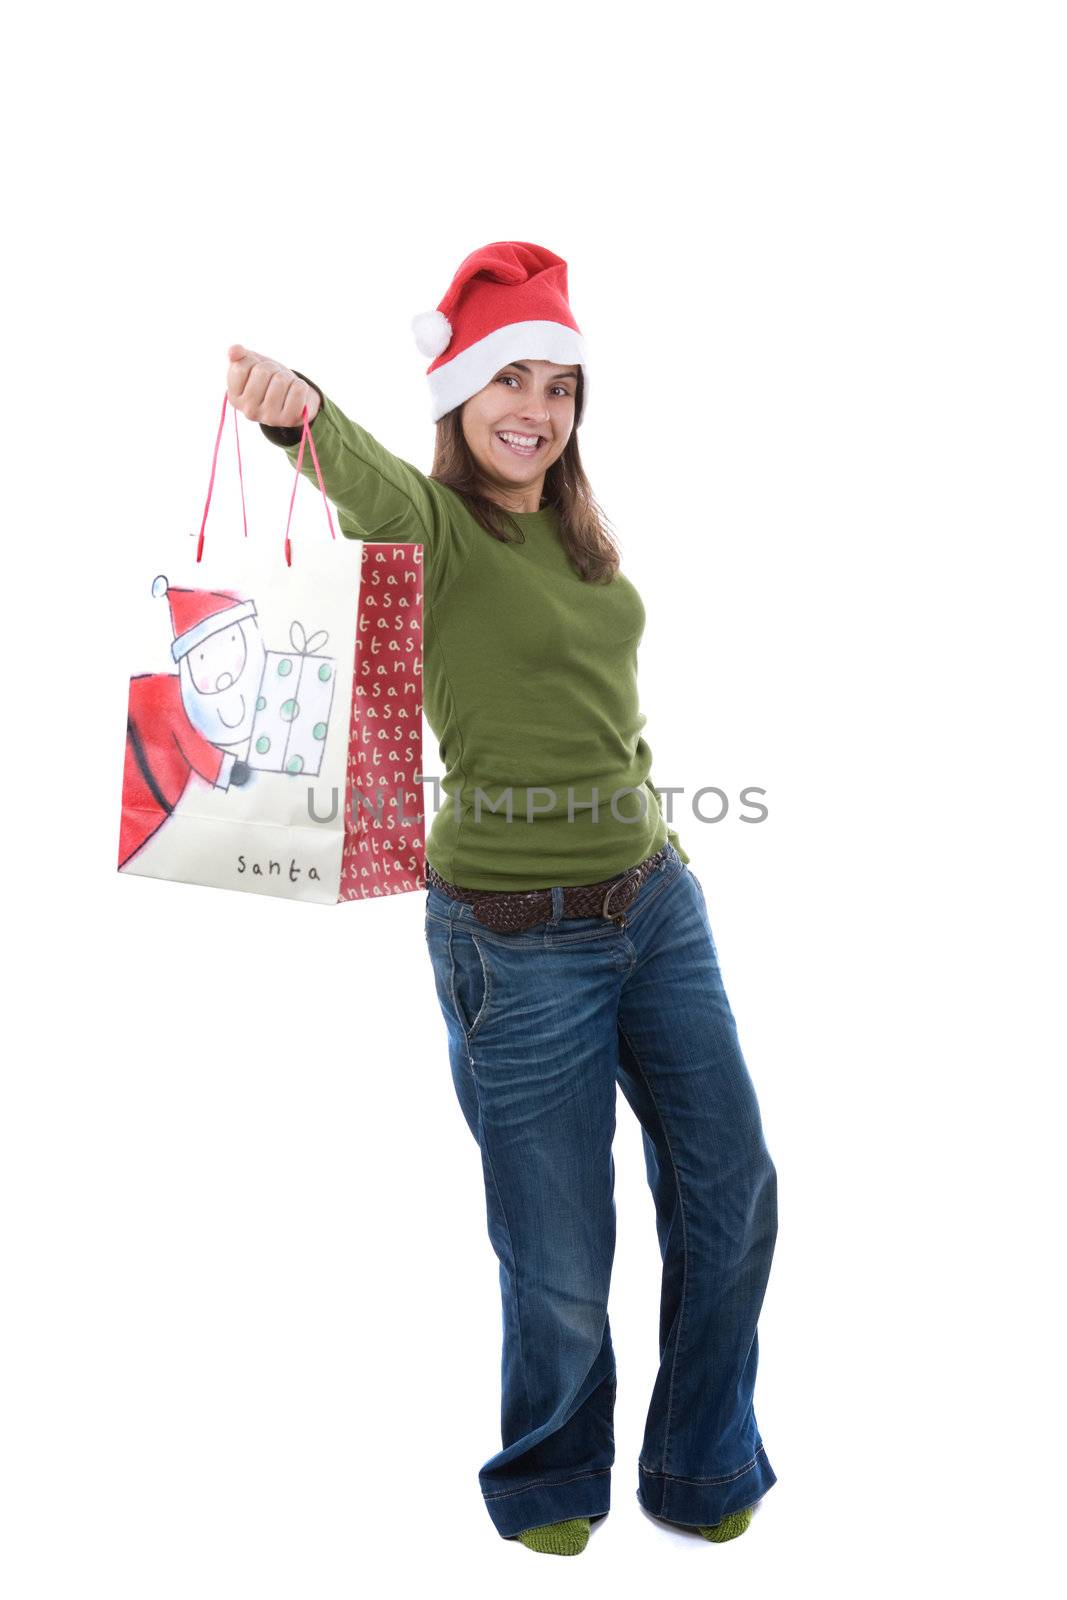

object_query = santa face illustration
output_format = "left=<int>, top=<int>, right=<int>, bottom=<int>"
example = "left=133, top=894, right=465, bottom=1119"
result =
left=119, top=578, right=263, bottom=870
left=178, top=614, right=266, bottom=748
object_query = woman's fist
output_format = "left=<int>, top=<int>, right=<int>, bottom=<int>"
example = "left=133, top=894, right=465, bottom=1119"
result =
left=226, top=344, right=320, bottom=427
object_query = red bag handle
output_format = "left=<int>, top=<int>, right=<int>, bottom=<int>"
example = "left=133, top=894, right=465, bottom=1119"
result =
left=195, top=393, right=247, bottom=561
left=196, top=392, right=337, bottom=565
left=283, top=403, right=337, bottom=567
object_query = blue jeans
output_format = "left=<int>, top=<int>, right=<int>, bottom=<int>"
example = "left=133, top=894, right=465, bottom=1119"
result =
left=423, top=842, right=778, bottom=1538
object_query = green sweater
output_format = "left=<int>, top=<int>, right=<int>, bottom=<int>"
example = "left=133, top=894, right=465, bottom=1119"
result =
left=261, top=383, right=689, bottom=891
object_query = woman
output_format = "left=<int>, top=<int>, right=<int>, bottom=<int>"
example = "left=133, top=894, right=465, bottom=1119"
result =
left=227, top=240, right=778, bottom=1557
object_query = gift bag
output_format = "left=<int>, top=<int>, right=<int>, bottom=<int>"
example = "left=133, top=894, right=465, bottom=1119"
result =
left=117, top=394, right=425, bottom=904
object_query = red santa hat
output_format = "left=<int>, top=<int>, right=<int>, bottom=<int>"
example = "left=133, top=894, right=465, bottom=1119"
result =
left=411, top=240, right=589, bottom=423
left=152, top=575, right=257, bottom=663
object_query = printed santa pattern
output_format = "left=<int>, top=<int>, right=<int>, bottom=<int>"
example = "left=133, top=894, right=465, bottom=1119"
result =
left=339, top=543, right=425, bottom=899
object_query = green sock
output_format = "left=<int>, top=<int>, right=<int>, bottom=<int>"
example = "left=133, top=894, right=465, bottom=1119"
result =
left=514, top=1516, right=591, bottom=1555
left=697, top=1506, right=754, bottom=1542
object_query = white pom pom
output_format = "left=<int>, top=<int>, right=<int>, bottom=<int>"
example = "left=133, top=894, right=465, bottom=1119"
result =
left=411, top=309, right=452, bottom=360
left=152, top=574, right=169, bottom=598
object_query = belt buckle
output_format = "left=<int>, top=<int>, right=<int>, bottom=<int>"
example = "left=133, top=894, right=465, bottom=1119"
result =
left=601, top=865, right=641, bottom=924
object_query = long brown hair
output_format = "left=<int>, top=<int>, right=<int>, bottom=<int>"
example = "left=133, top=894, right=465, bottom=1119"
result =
left=427, top=370, right=621, bottom=585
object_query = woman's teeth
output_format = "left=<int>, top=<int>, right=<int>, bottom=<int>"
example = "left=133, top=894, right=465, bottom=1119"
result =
left=496, top=431, right=543, bottom=457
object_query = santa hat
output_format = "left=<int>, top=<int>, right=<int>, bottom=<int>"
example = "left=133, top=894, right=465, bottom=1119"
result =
left=411, top=240, right=589, bottom=423
left=152, top=575, right=257, bottom=663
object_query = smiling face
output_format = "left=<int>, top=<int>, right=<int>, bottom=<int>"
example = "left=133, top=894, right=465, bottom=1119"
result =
left=460, top=358, right=579, bottom=512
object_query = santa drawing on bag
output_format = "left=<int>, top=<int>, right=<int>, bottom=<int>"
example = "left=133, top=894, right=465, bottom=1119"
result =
left=118, top=575, right=265, bottom=868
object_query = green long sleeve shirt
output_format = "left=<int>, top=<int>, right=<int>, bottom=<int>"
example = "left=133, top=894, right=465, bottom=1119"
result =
left=261, top=381, right=689, bottom=891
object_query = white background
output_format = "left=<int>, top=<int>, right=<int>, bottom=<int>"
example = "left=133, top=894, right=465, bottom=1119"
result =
left=5, top=2, right=1063, bottom=1595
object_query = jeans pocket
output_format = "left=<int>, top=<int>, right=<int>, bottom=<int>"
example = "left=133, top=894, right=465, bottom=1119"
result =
left=425, top=917, right=492, bottom=1047
left=452, top=927, right=492, bottom=1043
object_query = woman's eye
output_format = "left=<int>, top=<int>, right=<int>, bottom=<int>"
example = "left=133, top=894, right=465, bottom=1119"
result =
left=497, top=374, right=572, bottom=397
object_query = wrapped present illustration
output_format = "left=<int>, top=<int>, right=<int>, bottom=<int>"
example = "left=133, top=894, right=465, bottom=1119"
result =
left=247, top=619, right=337, bottom=777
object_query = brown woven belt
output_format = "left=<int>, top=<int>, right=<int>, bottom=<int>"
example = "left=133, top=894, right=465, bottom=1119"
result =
left=425, top=843, right=672, bottom=933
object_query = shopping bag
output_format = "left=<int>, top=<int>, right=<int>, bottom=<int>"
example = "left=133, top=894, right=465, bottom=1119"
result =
left=117, top=393, right=425, bottom=904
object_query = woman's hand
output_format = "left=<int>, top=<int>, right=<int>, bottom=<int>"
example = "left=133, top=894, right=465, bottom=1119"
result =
left=226, top=344, right=321, bottom=427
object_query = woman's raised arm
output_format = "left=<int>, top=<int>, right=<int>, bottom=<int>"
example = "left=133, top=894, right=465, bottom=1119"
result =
left=226, top=343, right=443, bottom=548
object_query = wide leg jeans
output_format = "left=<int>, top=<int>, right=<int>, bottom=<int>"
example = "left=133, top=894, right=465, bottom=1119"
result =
left=423, top=842, right=778, bottom=1538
